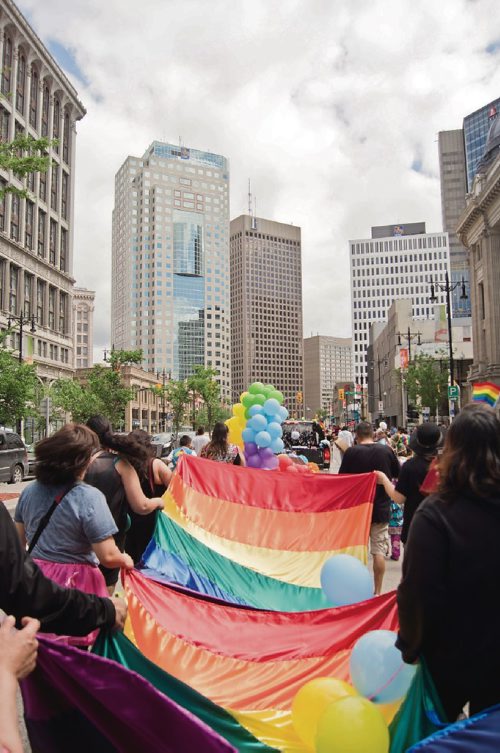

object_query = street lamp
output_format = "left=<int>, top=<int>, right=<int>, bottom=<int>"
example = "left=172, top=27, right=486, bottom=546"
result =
left=429, top=272, right=468, bottom=394
left=396, top=327, right=422, bottom=362
left=156, top=368, right=172, bottom=432
left=7, top=311, right=36, bottom=363
left=370, top=356, right=388, bottom=418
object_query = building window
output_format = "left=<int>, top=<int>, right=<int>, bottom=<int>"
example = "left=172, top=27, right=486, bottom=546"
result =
left=39, top=171, right=46, bottom=202
left=29, top=67, right=38, bottom=128
left=9, top=265, right=18, bottom=313
left=25, top=200, right=34, bottom=249
left=41, top=83, right=50, bottom=137
left=0, top=179, right=5, bottom=231
left=36, top=279, right=45, bottom=323
left=59, top=292, right=67, bottom=333
left=62, top=110, right=70, bottom=164
left=50, top=166, right=58, bottom=210
left=37, top=209, right=46, bottom=256
left=479, top=282, right=485, bottom=320
left=23, top=274, right=32, bottom=316
left=10, top=193, right=19, bottom=241
left=1, top=35, right=12, bottom=95
left=49, top=219, right=57, bottom=264
left=60, top=227, right=67, bottom=272
left=52, top=97, right=60, bottom=152
left=0, top=106, right=9, bottom=142
left=16, top=51, right=26, bottom=114
left=48, top=286, right=56, bottom=329
left=61, top=171, right=68, bottom=219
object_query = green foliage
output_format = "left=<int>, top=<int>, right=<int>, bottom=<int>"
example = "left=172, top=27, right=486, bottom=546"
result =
left=186, top=365, right=222, bottom=431
left=164, top=380, right=190, bottom=435
left=108, top=348, right=143, bottom=371
left=0, top=331, right=38, bottom=427
left=52, top=366, right=135, bottom=427
left=193, top=403, right=231, bottom=430
left=0, top=135, right=57, bottom=199
left=403, top=353, right=449, bottom=415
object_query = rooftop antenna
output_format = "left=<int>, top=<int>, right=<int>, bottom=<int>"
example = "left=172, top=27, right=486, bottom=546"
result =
left=248, top=179, right=252, bottom=216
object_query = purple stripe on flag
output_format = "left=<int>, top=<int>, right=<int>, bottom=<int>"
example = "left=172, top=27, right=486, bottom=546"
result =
left=21, top=636, right=236, bottom=753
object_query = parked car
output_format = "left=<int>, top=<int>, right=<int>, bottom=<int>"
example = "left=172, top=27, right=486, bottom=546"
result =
left=0, top=430, right=29, bottom=483
left=151, top=432, right=173, bottom=458
left=282, top=421, right=331, bottom=470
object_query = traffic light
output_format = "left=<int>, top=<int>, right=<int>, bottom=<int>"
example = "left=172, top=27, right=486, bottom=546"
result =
left=296, top=391, right=303, bottom=404
left=338, top=388, right=345, bottom=400
left=406, top=404, right=419, bottom=421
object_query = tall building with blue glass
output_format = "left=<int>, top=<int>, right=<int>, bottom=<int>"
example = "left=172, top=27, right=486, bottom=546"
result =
left=463, top=98, right=500, bottom=192
left=111, top=142, right=231, bottom=400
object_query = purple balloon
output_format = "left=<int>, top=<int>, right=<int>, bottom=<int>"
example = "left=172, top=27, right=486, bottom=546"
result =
left=247, top=454, right=262, bottom=468
left=262, top=455, right=279, bottom=471
left=244, top=441, right=258, bottom=456
left=260, top=447, right=275, bottom=460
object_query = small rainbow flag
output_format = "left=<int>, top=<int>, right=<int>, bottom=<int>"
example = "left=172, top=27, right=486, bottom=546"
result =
left=472, top=381, right=500, bottom=407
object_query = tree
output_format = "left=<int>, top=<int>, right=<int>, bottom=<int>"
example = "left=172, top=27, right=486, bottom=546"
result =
left=108, top=348, right=143, bottom=372
left=164, top=380, right=190, bottom=436
left=0, top=134, right=57, bottom=199
left=186, top=366, right=222, bottom=432
left=0, top=332, right=38, bottom=428
left=403, top=353, right=449, bottom=417
left=52, top=366, right=135, bottom=428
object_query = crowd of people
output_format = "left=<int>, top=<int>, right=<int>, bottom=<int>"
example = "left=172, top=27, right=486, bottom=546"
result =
left=1, top=404, right=500, bottom=749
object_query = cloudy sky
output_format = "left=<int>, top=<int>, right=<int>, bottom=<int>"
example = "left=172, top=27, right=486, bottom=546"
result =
left=18, top=0, right=500, bottom=359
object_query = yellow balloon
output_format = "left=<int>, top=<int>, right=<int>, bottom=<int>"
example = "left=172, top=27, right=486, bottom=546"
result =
left=232, top=403, right=246, bottom=419
left=291, top=678, right=356, bottom=749
left=316, top=696, right=389, bottom=753
left=377, top=699, right=402, bottom=724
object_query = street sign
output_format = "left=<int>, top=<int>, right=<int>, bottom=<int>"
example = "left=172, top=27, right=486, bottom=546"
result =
left=448, top=385, right=459, bottom=400
left=39, top=397, right=52, bottom=413
left=378, top=400, right=384, bottom=413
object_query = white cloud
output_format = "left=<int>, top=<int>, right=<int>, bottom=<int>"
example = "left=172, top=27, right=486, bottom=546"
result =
left=18, top=0, right=500, bottom=354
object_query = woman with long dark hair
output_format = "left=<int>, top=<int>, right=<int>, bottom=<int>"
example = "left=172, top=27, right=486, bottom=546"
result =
left=200, top=422, right=245, bottom=465
left=84, top=415, right=164, bottom=591
left=14, top=424, right=133, bottom=646
left=396, top=403, right=500, bottom=721
left=125, top=429, right=172, bottom=564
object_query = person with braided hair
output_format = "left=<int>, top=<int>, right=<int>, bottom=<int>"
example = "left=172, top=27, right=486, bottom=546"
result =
left=84, top=415, right=164, bottom=591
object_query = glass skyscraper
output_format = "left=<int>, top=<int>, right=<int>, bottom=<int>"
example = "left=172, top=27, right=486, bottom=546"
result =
left=112, top=142, right=231, bottom=399
left=463, top=97, right=500, bottom=192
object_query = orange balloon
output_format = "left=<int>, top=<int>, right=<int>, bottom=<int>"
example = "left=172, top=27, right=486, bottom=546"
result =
left=377, top=699, right=402, bottom=724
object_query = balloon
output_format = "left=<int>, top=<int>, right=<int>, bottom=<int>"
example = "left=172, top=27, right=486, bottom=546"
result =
left=247, top=414, right=268, bottom=432
left=286, top=464, right=298, bottom=473
left=247, top=454, right=262, bottom=468
left=252, top=393, right=267, bottom=406
left=270, top=437, right=285, bottom=453
left=267, top=422, right=283, bottom=439
left=242, top=428, right=256, bottom=443
left=292, top=677, right=357, bottom=749
left=278, top=454, right=293, bottom=470
left=232, top=403, right=246, bottom=419
left=240, top=391, right=249, bottom=403
left=249, top=381, right=265, bottom=395
left=255, top=431, right=272, bottom=448
left=320, top=554, right=373, bottom=607
left=262, top=455, right=279, bottom=470
left=298, top=454, right=308, bottom=464
left=242, top=393, right=255, bottom=408
left=263, top=398, right=281, bottom=416
left=269, top=413, right=282, bottom=425
left=316, top=696, right=389, bottom=753
left=350, top=630, right=417, bottom=704
left=269, top=390, right=284, bottom=404
left=279, top=406, right=289, bottom=421
left=245, top=441, right=258, bottom=456
left=248, top=404, right=264, bottom=417
left=260, top=447, right=275, bottom=460
left=378, top=699, right=402, bottom=724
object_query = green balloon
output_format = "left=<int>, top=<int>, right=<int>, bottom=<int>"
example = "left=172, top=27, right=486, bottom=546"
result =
left=263, top=384, right=275, bottom=397
left=249, top=381, right=265, bottom=395
left=252, top=393, right=266, bottom=406
left=269, top=390, right=284, bottom=404
left=242, top=393, right=255, bottom=408
left=245, top=408, right=253, bottom=420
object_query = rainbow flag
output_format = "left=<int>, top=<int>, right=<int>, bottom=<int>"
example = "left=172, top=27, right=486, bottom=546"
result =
left=139, top=454, right=376, bottom=609
left=472, top=381, right=500, bottom=407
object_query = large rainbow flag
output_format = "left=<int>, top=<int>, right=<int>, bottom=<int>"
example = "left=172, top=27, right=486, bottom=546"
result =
left=471, top=381, right=500, bottom=407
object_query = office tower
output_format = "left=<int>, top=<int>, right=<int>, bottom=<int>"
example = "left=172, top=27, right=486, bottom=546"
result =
left=463, top=98, right=500, bottom=191
left=0, top=0, right=85, bottom=380
left=303, top=335, right=352, bottom=416
left=230, top=215, right=303, bottom=416
left=111, top=142, right=231, bottom=400
left=73, top=287, right=95, bottom=368
left=349, top=223, right=449, bottom=388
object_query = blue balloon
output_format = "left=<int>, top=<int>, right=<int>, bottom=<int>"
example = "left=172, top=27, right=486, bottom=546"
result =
left=255, top=430, right=272, bottom=448
left=242, top=427, right=255, bottom=443
left=350, top=630, right=417, bottom=704
left=279, top=406, right=289, bottom=421
left=320, top=554, right=373, bottom=607
left=298, top=454, right=308, bottom=464
left=270, top=413, right=283, bottom=425
left=263, top=398, right=281, bottom=416
left=267, top=422, right=283, bottom=439
left=247, top=414, right=268, bottom=432
left=248, top=404, right=264, bottom=417
left=270, top=437, right=285, bottom=453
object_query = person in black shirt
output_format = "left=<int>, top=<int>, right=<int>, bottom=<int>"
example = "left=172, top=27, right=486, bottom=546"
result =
left=397, top=404, right=500, bottom=721
left=376, top=422, right=441, bottom=544
left=339, top=421, right=400, bottom=594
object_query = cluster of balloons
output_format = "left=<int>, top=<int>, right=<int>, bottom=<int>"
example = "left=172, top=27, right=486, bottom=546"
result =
left=276, top=454, right=318, bottom=474
left=320, top=554, right=373, bottom=607
left=226, top=382, right=288, bottom=470
left=291, top=630, right=416, bottom=753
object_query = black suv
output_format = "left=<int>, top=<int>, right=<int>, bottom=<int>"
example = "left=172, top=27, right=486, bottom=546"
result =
left=0, top=430, right=28, bottom=483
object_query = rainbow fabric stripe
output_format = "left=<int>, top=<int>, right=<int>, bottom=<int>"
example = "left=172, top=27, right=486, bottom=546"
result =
left=472, top=381, right=500, bottom=407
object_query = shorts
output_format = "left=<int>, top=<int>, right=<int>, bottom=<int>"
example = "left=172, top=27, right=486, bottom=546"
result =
left=370, top=522, right=389, bottom=557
